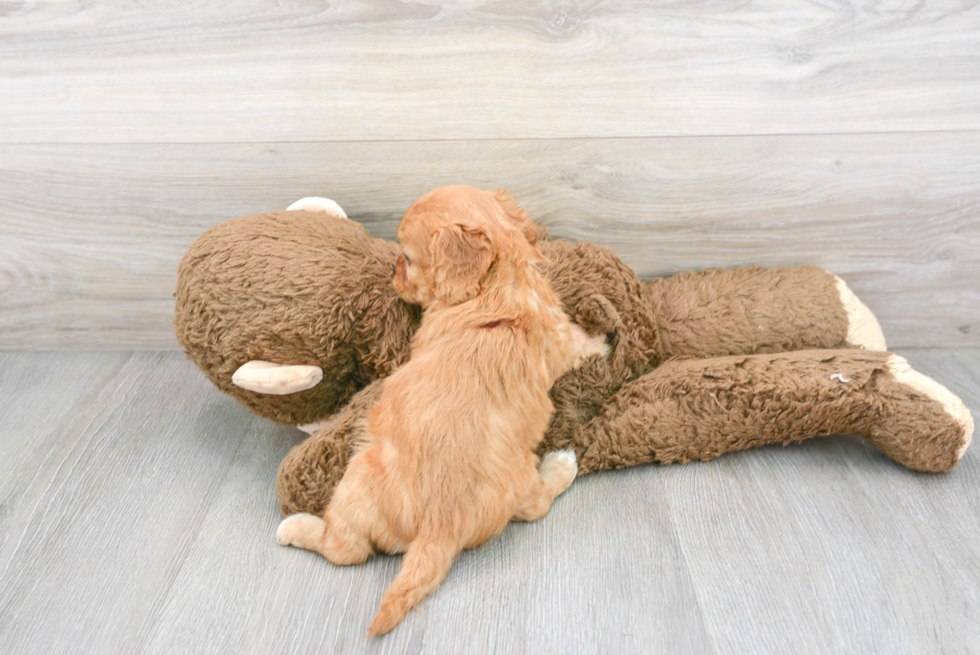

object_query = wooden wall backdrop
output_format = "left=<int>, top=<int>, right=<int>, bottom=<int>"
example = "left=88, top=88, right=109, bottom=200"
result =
left=1, top=1, right=978, bottom=349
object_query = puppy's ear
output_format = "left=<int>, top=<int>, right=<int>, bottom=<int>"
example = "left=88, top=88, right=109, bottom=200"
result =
left=430, top=224, right=494, bottom=305
left=493, top=189, right=540, bottom=246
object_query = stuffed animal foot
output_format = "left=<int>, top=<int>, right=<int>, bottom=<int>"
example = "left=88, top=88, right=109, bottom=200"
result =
left=573, top=349, right=972, bottom=474
left=277, top=381, right=385, bottom=517
left=296, top=418, right=331, bottom=434
left=869, top=355, right=973, bottom=470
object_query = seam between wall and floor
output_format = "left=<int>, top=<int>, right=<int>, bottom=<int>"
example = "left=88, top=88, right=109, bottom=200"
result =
left=2, top=127, right=980, bottom=148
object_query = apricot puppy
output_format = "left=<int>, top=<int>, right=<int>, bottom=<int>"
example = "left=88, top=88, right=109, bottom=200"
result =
left=277, top=185, right=607, bottom=635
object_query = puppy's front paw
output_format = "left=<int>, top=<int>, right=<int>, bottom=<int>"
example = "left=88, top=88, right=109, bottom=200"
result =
left=539, top=450, right=578, bottom=493
left=573, top=334, right=610, bottom=369
left=276, top=513, right=326, bottom=549
left=590, top=334, right=611, bottom=359
left=567, top=325, right=612, bottom=370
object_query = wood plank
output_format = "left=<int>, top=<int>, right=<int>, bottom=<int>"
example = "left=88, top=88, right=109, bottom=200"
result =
left=141, top=449, right=713, bottom=655
left=661, top=349, right=980, bottom=654
left=0, top=352, right=128, bottom=481
left=0, top=352, right=713, bottom=654
left=2, top=133, right=978, bottom=349
left=0, top=350, right=977, bottom=652
left=0, top=352, right=257, bottom=655
left=2, top=2, right=979, bottom=143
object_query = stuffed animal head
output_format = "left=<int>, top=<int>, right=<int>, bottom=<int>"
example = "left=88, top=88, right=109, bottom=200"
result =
left=175, top=209, right=421, bottom=426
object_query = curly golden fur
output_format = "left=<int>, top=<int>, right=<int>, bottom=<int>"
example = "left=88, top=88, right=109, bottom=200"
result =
left=276, top=186, right=607, bottom=635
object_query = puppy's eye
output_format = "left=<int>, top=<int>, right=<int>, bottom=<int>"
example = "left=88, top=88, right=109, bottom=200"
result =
left=404, top=255, right=411, bottom=265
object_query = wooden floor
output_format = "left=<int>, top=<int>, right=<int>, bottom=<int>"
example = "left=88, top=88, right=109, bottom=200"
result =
left=0, top=348, right=977, bottom=654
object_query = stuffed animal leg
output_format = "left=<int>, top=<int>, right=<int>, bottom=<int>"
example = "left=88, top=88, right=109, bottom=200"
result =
left=572, top=349, right=973, bottom=474
left=275, top=350, right=972, bottom=516
left=276, top=381, right=384, bottom=516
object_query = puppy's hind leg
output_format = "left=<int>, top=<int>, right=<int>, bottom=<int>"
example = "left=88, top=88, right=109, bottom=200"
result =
left=277, top=512, right=327, bottom=550
left=513, top=450, right=578, bottom=522
left=276, top=511, right=373, bottom=566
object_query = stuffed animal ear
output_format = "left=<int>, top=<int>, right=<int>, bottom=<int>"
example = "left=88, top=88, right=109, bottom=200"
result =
left=492, top=189, right=539, bottom=246
left=430, top=224, right=494, bottom=305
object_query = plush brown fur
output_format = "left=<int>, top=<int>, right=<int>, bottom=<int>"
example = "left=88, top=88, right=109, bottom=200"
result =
left=649, top=265, right=850, bottom=358
left=276, top=186, right=605, bottom=634
left=173, top=193, right=974, bottom=523
left=175, top=210, right=421, bottom=427
left=572, top=349, right=968, bottom=473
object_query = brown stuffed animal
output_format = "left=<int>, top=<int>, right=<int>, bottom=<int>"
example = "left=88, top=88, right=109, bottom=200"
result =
left=174, top=195, right=974, bottom=517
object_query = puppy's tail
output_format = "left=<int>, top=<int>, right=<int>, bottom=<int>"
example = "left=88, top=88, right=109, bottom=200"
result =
left=368, top=536, right=457, bottom=636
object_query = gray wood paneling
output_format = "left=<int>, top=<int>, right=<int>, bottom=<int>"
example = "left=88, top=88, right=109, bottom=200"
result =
left=2, top=134, right=978, bottom=349
left=1, top=1, right=979, bottom=143
left=0, top=349, right=977, bottom=653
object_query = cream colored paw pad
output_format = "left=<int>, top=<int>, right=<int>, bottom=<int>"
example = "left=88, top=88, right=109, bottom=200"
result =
left=834, top=275, right=887, bottom=351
